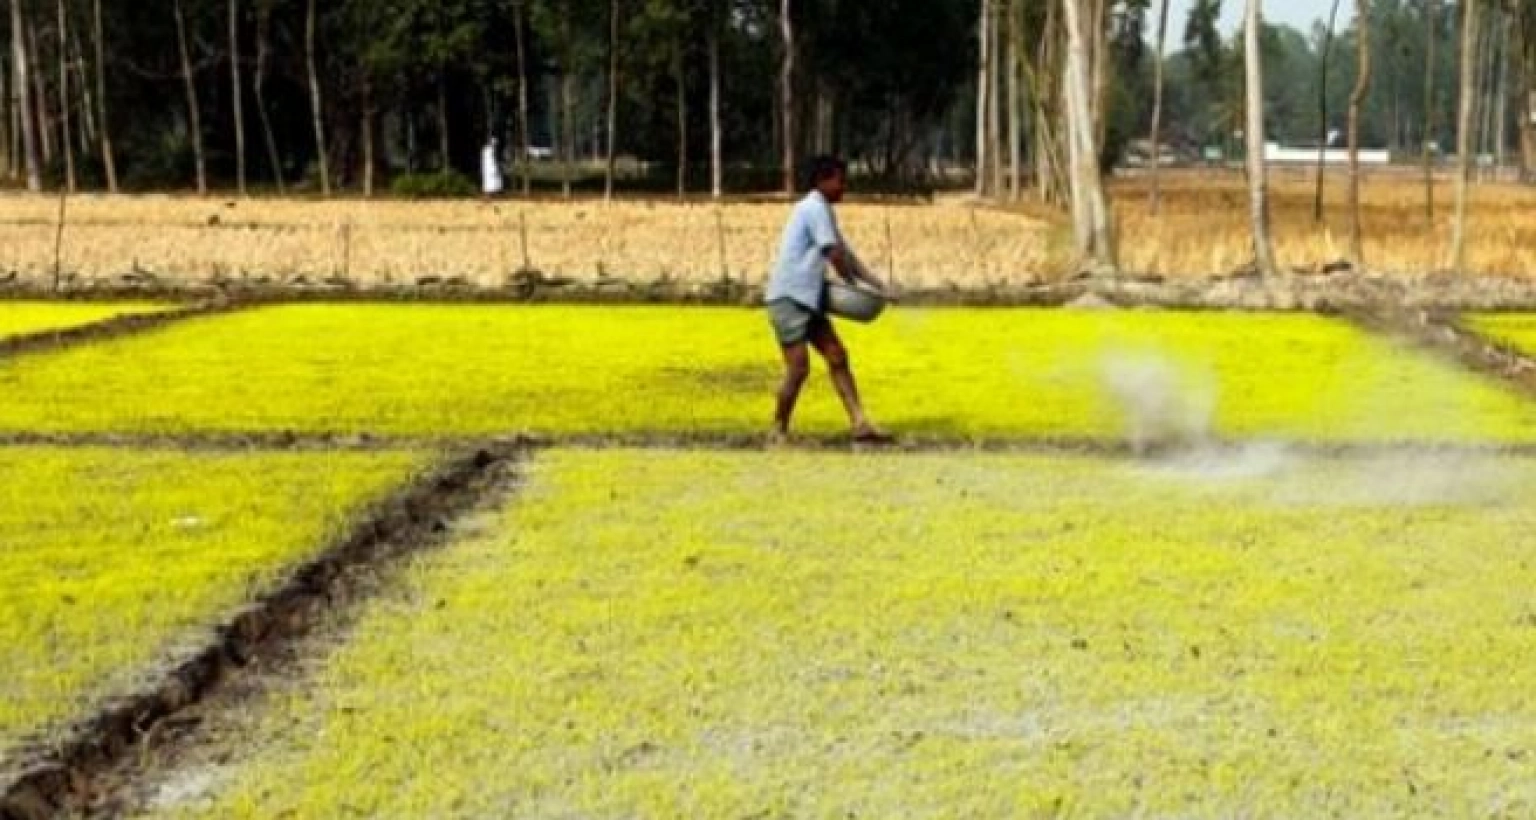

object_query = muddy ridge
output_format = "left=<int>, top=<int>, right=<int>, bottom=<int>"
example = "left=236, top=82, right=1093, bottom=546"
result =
left=5, top=430, right=1536, bottom=461
left=0, top=269, right=1532, bottom=310
left=0, top=444, right=522, bottom=820
left=0, top=302, right=247, bottom=361
left=0, top=431, right=447, bottom=453
left=1342, top=303, right=1536, bottom=401
left=7, top=268, right=1536, bottom=312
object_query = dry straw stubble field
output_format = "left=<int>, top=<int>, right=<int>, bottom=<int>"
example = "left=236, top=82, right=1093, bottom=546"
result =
left=0, top=195, right=1053, bottom=291
left=1103, top=169, right=1536, bottom=278
left=2, top=169, right=1534, bottom=291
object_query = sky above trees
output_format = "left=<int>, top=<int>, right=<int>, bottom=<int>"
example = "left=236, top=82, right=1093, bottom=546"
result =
left=1167, top=0, right=1335, bottom=35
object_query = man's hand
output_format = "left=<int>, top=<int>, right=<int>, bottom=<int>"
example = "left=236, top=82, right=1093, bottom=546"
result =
left=825, top=245, right=887, bottom=293
left=852, top=258, right=888, bottom=293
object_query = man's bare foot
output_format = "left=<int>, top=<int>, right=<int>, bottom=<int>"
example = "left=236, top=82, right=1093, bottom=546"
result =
left=767, top=428, right=792, bottom=449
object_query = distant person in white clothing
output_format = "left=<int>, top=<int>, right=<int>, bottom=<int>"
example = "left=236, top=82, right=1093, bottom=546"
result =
left=481, top=137, right=504, bottom=200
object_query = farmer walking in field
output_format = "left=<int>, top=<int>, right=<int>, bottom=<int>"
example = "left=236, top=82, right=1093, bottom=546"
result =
left=766, top=155, right=893, bottom=444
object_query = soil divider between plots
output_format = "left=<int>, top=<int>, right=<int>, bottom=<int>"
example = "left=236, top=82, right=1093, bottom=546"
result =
left=0, top=431, right=426, bottom=453
left=8, top=269, right=1536, bottom=311
left=6, top=431, right=1536, bottom=462
left=0, top=301, right=248, bottom=361
left=0, top=444, right=522, bottom=820
left=531, top=432, right=1536, bottom=459
left=1342, top=303, right=1536, bottom=401
left=9, top=270, right=1536, bottom=316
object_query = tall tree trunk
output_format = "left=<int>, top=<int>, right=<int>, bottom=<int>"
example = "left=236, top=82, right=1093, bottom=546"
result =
left=10, top=0, right=39, bottom=190
left=556, top=4, right=573, bottom=199
left=1474, top=9, right=1497, bottom=180
left=813, top=83, right=831, bottom=153
left=1450, top=0, right=1478, bottom=272
left=1061, top=0, right=1116, bottom=274
left=709, top=18, right=723, bottom=199
left=1474, top=9, right=1496, bottom=179
left=0, top=54, right=10, bottom=178
left=1494, top=15, right=1510, bottom=172
left=229, top=0, right=246, bottom=195
left=56, top=0, right=73, bottom=192
left=362, top=76, right=375, bottom=197
left=560, top=60, right=573, bottom=197
left=1244, top=0, right=1279, bottom=278
left=779, top=0, right=794, bottom=194
left=1348, top=0, right=1371, bottom=267
left=172, top=0, right=207, bottom=195
left=513, top=0, right=531, bottom=195
left=69, top=22, right=93, bottom=144
left=11, top=65, right=21, bottom=178
left=1008, top=0, right=1023, bottom=201
left=304, top=0, right=329, bottom=195
left=254, top=0, right=282, bottom=192
left=436, top=75, right=450, bottom=169
left=604, top=0, right=619, bottom=201
left=1424, top=0, right=1436, bottom=220
left=1315, top=0, right=1341, bottom=222
left=1149, top=0, right=1171, bottom=213
left=975, top=0, right=989, bottom=197
left=1030, top=0, right=1063, bottom=205
left=988, top=0, right=1003, bottom=196
left=1513, top=14, right=1531, bottom=179
left=28, top=17, right=48, bottom=164
left=674, top=43, right=686, bottom=200
left=1091, top=0, right=1109, bottom=154
left=1519, top=10, right=1536, bottom=182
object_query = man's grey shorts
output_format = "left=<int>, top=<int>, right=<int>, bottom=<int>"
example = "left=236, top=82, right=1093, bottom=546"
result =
left=767, top=298, right=832, bottom=347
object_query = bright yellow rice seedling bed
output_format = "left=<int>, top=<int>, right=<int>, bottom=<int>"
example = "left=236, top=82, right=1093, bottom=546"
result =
left=0, top=447, right=425, bottom=761
left=0, top=305, right=1532, bottom=444
left=148, top=450, right=1536, bottom=818
left=1464, top=314, right=1536, bottom=357
left=0, top=300, right=171, bottom=340
left=0, top=195, right=1051, bottom=289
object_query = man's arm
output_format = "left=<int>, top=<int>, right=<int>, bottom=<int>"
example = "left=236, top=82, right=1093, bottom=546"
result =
left=808, top=202, right=885, bottom=291
left=823, top=245, right=890, bottom=293
left=822, top=244, right=860, bottom=284
left=845, top=247, right=888, bottom=292
left=807, top=200, right=859, bottom=284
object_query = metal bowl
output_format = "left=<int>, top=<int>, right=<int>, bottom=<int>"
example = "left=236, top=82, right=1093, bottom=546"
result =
left=826, top=281, right=889, bottom=323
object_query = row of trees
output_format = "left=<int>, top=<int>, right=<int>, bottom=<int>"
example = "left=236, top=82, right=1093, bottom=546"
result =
left=0, top=0, right=981, bottom=198
left=1039, top=0, right=1536, bottom=275
left=1, top=0, right=1533, bottom=274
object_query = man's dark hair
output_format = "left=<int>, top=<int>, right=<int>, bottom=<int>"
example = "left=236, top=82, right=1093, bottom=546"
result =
left=803, top=155, right=847, bottom=191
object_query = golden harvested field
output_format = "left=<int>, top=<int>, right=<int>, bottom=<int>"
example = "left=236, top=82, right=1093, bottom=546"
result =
left=1, top=170, right=1533, bottom=288
left=1103, top=170, right=1536, bottom=278
left=0, top=195, right=1053, bottom=290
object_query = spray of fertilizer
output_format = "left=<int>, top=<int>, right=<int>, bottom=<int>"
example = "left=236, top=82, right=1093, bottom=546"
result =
left=1099, top=349, right=1216, bottom=454
left=1096, top=347, right=1514, bottom=507
left=1099, top=348, right=1294, bottom=481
